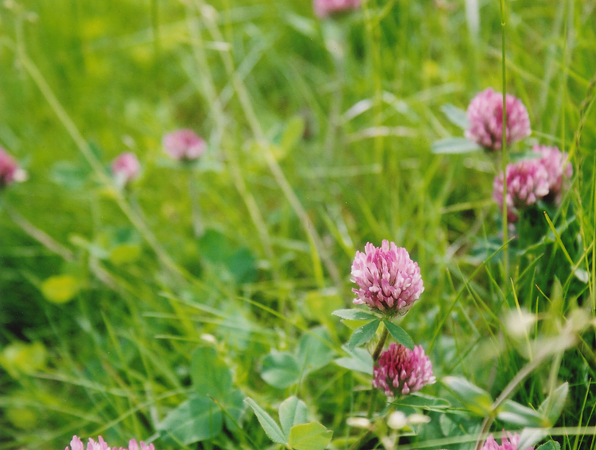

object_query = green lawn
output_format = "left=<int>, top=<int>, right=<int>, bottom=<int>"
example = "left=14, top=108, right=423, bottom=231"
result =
left=1, top=0, right=595, bottom=449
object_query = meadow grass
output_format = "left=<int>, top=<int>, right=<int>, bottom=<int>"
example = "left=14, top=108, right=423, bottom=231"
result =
left=0, top=0, right=595, bottom=449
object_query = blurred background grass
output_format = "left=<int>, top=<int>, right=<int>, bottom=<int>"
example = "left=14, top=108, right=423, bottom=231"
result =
left=0, top=0, right=595, bottom=448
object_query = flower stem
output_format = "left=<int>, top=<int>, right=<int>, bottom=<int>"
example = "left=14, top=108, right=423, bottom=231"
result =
left=366, top=389, right=378, bottom=421
left=348, top=430, right=372, bottom=450
left=372, top=324, right=390, bottom=362
left=366, top=323, right=390, bottom=421
left=500, top=0, right=509, bottom=288
left=187, top=169, right=204, bottom=237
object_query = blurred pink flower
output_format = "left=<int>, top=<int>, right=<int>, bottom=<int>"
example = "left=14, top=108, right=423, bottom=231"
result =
left=162, top=129, right=206, bottom=161
left=351, top=240, right=424, bottom=315
left=66, top=436, right=109, bottom=450
left=493, top=159, right=549, bottom=222
left=112, top=152, right=140, bottom=185
left=481, top=431, right=533, bottom=450
left=373, top=343, right=436, bottom=397
left=465, top=88, right=531, bottom=150
left=313, top=0, right=361, bottom=18
left=533, top=145, right=573, bottom=204
left=0, top=146, right=21, bottom=188
left=66, top=436, right=155, bottom=450
left=116, top=439, right=155, bottom=450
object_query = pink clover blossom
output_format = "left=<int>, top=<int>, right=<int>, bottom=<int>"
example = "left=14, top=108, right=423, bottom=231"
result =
left=351, top=240, right=423, bottom=315
left=373, top=343, right=436, bottom=397
left=0, top=147, right=21, bottom=188
left=493, top=159, right=549, bottom=222
left=112, top=152, right=140, bottom=185
left=532, top=145, right=573, bottom=204
left=481, top=431, right=534, bottom=450
left=163, top=129, right=206, bottom=161
left=465, top=88, right=531, bottom=150
left=65, top=436, right=155, bottom=450
left=313, top=0, right=361, bottom=18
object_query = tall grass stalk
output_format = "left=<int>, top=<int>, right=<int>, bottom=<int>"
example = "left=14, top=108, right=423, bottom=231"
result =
left=193, top=0, right=341, bottom=286
left=184, top=3, right=278, bottom=277
left=500, top=0, right=509, bottom=288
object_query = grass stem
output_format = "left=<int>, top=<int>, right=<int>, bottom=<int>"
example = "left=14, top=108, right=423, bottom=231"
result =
left=500, top=0, right=509, bottom=290
left=0, top=197, right=75, bottom=261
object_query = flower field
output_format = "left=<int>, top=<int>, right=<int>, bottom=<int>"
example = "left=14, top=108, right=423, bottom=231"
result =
left=1, top=1, right=596, bottom=449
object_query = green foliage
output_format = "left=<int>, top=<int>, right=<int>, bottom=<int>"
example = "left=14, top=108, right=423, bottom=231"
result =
left=536, top=441, right=562, bottom=450
left=244, top=396, right=332, bottom=450
left=0, top=0, right=595, bottom=448
left=261, top=327, right=335, bottom=388
left=443, top=377, right=493, bottom=417
left=440, top=104, right=469, bottom=130
left=382, top=320, right=414, bottom=350
left=191, top=347, right=232, bottom=401
left=431, top=137, right=482, bottom=154
left=0, top=341, right=47, bottom=376
left=334, top=345, right=373, bottom=375
left=346, top=319, right=380, bottom=350
left=159, top=395, right=223, bottom=445
left=39, top=274, right=80, bottom=303
left=198, top=229, right=257, bottom=283
left=496, top=400, right=549, bottom=428
left=260, top=351, right=302, bottom=389
left=538, top=383, right=569, bottom=426
left=391, top=393, right=451, bottom=412
left=279, top=396, right=308, bottom=440
left=244, top=397, right=287, bottom=445
left=332, top=309, right=377, bottom=321
left=288, top=422, right=333, bottom=450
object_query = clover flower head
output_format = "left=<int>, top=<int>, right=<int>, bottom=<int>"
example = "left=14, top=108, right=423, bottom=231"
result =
left=65, top=436, right=155, bottom=450
left=313, top=0, right=361, bottom=18
left=373, top=343, right=436, bottom=397
left=465, top=88, right=531, bottom=150
left=533, top=145, right=573, bottom=204
left=116, top=440, right=155, bottom=450
left=0, top=147, right=23, bottom=188
left=351, top=240, right=424, bottom=315
left=66, top=436, right=109, bottom=450
left=163, top=129, right=206, bottom=161
left=493, top=159, right=549, bottom=222
left=481, top=431, right=533, bottom=450
left=112, top=152, right=140, bottom=186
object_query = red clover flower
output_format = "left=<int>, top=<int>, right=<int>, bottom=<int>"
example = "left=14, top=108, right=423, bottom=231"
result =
left=481, top=431, right=533, bottom=450
left=351, top=240, right=423, bottom=316
left=493, top=159, right=549, bottom=222
left=313, top=0, right=361, bottom=18
left=163, top=129, right=206, bottom=161
left=66, top=436, right=155, bottom=450
left=373, top=343, right=436, bottom=397
left=112, top=152, right=140, bottom=186
left=532, top=145, right=573, bottom=204
left=493, top=144, right=573, bottom=221
left=465, top=88, right=531, bottom=151
left=0, top=146, right=23, bottom=188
